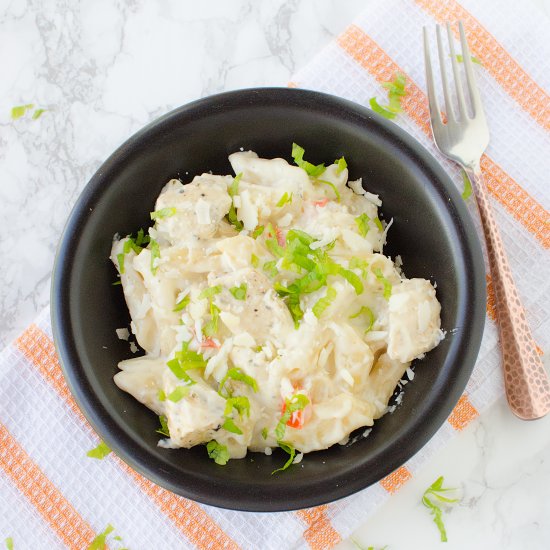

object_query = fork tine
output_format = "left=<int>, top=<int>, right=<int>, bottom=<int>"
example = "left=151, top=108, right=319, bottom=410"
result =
left=446, top=22, right=468, bottom=120
left=436, top=24, right=455, bottom=123
left=423, top=27, right=443, bottom=127
left=458, top=21, right=484, bottom=117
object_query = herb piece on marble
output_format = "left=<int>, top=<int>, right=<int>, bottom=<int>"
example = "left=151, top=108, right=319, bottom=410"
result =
left=422, top=476, right=459, bottom=542
left=32, top=108, right=47, bottom=119
left=11, top=104, right=34, bottom=119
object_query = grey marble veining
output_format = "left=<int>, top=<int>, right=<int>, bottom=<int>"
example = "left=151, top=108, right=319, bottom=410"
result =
left=1, top=1, right=549, bottom=548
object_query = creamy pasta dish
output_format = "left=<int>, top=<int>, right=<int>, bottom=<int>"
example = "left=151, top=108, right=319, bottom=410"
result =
left=111, top=145, right=443, bottom=470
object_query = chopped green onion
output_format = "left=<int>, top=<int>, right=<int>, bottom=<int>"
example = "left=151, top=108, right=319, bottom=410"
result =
left=338, top=267, right=364, bottom=295
left=350, top=306, right=375, bottom=333
left=373, top=217, right=384, bottom=232
left=276, top=192, right=293, bottom=207
left=117, top=253, right=125, bottom=274
left=86, top=441, right=111, bottom=460
left=369, top=97, right=397, bottom=119
left=173, top=294, right=190, bottom=312
left=275, top=394, right=309, bottom=440
left=157, top=389, right=166, bottom=402
left=167, top=386, right=190, bottom=402
left=422, top=476, right=459, bottom=542
left=263, top=260, right=278, bottom=277
left=261, top=427, right=268, bottom=439
left=374, top=268, right=392, bottom=300
left=251, top=253, right=260, bottom=268
left=229, top=283, right=247, bottom=301
left=221, top=417, right=243, bottom=435
left=265, top=237, right=285, bottom=258
left=203, top=301, right=221, bottom=337
left=206, top=440, right=230, bottom=465
left=272, top=442, right=296, bottom=474
left=135, top=228, right=149, bottom=247
left=112, top=280, right=122, bottom=286
left=199, top=285, right=222, bottom=299
left=224, top=396, right=250, bottom=418
left=291, top=143, right=326, bottom=177
left=228, top=172, right=242, bottom=197
left=226, top=173, right=244, bottom=231
left=149, top=239, right=160, bottom=274
left=461, top=170, right=472, bottom=200
left=336, top=156, right=347, bottom=174
left=317, top=179, right=341, bottom=202
left=355, top=213, right=371, bottom=237
left=87, top=524, right=115, bottom=550
left=5, top=538, right=14, bottom=550
left=456, top=54, right=482, bottom=65
left=32, top=108, right=46, bottom=119
left=219, top=367, right=259, bottom=397
left=167, top=342, right=207, bottom=384
left=312, top=286, right=337, bottom=318
left=251, top=225, right=265, bottom=239
left=349, top=257, right=369, bottom=278
left=11, top=103, right=34, bottom=119
left=156, top=415, right=170, bottom=437
left=150, top=207, right=176, bottom=220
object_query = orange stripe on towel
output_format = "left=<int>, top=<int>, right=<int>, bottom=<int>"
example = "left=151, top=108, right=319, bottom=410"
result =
left=14, top=325, right=240, bottom=550
left=379, top=466, right=412, bottom=494
left=0, top=422, right=97, bottom=549
left=447, top=394, right=479, bottom=430
left=415, top=0, right=550, bottom=130
left=337, top=25, right=550, bottom=249
left=296, top=505, right=342, bottom=550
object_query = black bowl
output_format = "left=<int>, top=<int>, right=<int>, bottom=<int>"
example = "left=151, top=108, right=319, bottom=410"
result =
left=51, top=87, right=485, bottom=512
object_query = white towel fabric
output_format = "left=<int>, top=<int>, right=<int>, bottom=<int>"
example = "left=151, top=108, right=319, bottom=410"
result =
left=0, top=0, right=548, bottom=548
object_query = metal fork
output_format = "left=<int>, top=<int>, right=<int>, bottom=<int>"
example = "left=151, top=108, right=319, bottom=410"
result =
left=423, top=22, right=550, bottom=420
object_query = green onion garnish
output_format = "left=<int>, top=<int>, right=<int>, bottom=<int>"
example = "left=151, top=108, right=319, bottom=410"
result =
left=317, top=179, right=341, bottom=202
left=251, top=253, right=260, bottom=268
left=263, top=260, right=278, bottom=277
left=312, top=286, right=337, bottom=318
left=370, top=73, right=407, bottom=120
left=374, top=268, right=392, bottom=300
left=149, top=239, right=160, bottom=274
left=336, top=156, right=347, bottom=174
left=206, top=440, right=230, bottom=465
left=157, top=389, right=166, bottom=402
left=349, top=257, right=369, bottom=278
left=422, top=476, right=459, bottom=542
left=32, top=108, right=46, bottom=119
left=373, top=217, right=384, bottom=232
left=456, top=54, right=481, bottom=65
left=203, top=301, right=221, bottom=337
left=5, top=538, right=14, bottom=550
left=276, top=192, right=293, bottom=207
left=87, top=524, right=115, bottom=550
left=461, top=170, right=472, bottom=200
left=156, top=415, right=170, bottom=437
left=167, top=386, right=190, bottom=402
left=291, top=143, right=326, bottom=177
left=117, top=253, right=125, bottom=274
left=369, top=97, right=398, bottom=119
left=350, top=306, right=375, bottom=333
left=11, top=103, right=34, bottom=119
left=198, top=285, right=222, bottom=299
left=229, top=283, right=247, bottom=301
left=221, top=417, right=243, bottom=435
left=272, top=442, right=296, bottom=474
left=219, top=367, right=259, bottom=397
left=226, top=173, right=243, bottom=231
left=150, top=207, right=176, bottom=220
left=275, top=394, right=309, bottom=440
left=86, top=441, right=111, bottom=460
left=173, top=295, right=190, bottom=312
left=251, top=225, right=265, bottom=239
left=224, top=396, right=250, bottom=418
left=261, top=427, right=268, bottom=439
left=355, top=213, right=371, bottom=237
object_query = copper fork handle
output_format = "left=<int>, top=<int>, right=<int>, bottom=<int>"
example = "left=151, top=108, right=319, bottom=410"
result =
left=465, top=166, right=550, bottom=419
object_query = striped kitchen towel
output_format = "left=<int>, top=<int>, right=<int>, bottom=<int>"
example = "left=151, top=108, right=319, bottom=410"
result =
left=1, top=0, right=548, bottom=548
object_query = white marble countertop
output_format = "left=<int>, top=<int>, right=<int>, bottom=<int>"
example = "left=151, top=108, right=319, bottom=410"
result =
left=1, top=1, right=549, bottom=549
